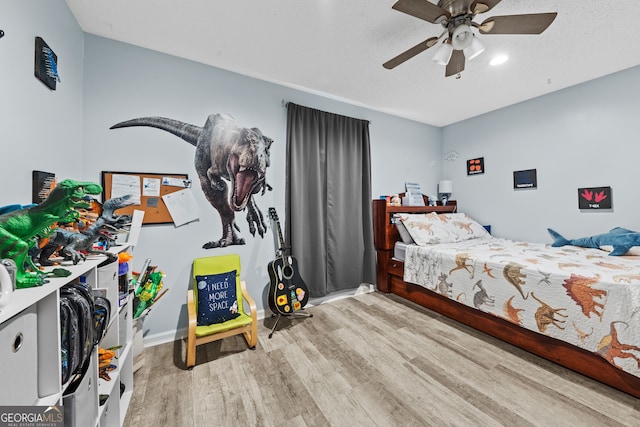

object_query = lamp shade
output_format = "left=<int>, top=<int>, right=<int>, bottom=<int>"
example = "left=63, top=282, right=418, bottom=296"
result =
left=451, top=24, right=473, bottom=50
left=432, top=42, right=453, bottom=65
left=464, top=36, right=485, bottom=60
left=439, top=180, right=453, bottom=194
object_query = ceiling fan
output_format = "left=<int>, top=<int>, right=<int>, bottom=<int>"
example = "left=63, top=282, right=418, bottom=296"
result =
left=383, top=0, right=557, bottom=77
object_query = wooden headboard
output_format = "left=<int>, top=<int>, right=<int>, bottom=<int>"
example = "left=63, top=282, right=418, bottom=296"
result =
left=372, top=195, right=457, bottom=250
left=372, top=195, right=456, bottom=292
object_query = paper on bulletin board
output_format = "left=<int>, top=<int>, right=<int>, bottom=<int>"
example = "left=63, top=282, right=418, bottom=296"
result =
left=127, top=209, right=145, bottom=247
left=161, top=188, right=199, bottom=227
left=162, top=176, right=191, bottom=188
left=142, top=177, right=161, bottom=197
left=111, top=174, right=141, bottom=204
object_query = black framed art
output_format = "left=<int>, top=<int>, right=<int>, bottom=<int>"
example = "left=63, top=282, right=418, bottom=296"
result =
left=513, top=169, right=537, bottom=189
left=32, top=170, right=56, bottom=204
left=34, top=37, right=60, bottom=90
left=578, top=186, right=611, bottom=210
left=467, top=157, right=484, bottom=175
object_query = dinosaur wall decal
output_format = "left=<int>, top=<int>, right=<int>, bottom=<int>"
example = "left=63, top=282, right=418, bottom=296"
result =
left=111, top=113, right=272, bottom=248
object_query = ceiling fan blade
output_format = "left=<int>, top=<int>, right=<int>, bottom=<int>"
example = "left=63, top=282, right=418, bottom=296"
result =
left=383, top=37, right=439, bottom=69
left=478, top=13, right=558, bottom=35
left=445, top=50, right=465, bottom=77
left=470, top=0, right=503, bottom=15
left=392, top=0, right=451, bottom=24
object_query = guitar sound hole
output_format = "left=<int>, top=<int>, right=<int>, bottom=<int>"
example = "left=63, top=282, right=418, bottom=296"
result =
left=283, top=265, right=294, bottom=280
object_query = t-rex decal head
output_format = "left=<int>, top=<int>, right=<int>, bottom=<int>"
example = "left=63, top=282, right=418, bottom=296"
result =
left=111, top=114, right=272, bottom=248
left=227, top=126, right=272, bottom=211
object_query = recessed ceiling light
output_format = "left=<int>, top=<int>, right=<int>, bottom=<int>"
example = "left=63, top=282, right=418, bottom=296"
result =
left=490, top=55, right=508, bottom=66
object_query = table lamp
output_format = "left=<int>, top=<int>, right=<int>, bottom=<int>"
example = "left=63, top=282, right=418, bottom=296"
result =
left=439, top=180, right=453, bottom=205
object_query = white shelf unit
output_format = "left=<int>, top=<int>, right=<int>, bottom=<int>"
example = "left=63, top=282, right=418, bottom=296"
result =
left=0, top=244, right=134, bottom=427
left=97, top=292, right=133, bottom=427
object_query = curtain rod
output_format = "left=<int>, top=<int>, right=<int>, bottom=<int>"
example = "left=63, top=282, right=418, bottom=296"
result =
left=281, top=99, right=371, bottom=124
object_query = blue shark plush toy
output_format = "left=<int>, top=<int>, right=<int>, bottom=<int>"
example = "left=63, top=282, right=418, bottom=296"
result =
left=548, top=227, right=640, bottom=256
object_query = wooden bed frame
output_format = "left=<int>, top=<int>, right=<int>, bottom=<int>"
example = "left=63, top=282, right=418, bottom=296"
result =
left=372, top=197, right=640, bottom=398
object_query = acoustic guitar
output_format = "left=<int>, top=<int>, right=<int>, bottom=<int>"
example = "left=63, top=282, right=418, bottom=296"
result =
left=267, top=208, right=309, bottom=315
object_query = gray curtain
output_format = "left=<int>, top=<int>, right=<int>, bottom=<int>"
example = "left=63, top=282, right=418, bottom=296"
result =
left=286, top=103, right=375, bottom=297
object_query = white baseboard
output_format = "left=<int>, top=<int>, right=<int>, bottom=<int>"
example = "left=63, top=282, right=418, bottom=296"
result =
left=139, top=284, right=375, bottom=348
left=306, top=283, right=375, bottom=307
left=141, top=308, right=269, bottom=348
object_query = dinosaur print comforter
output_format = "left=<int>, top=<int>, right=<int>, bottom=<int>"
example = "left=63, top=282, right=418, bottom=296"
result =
left=403, top=236, right=640, bottom=379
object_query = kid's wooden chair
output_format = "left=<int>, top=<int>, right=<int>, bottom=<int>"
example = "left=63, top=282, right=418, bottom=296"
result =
left=186, top=254, right=257, bottom=368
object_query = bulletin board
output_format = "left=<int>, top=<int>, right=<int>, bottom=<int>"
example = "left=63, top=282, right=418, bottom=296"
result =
left=101, top=171, right=190, bottom=225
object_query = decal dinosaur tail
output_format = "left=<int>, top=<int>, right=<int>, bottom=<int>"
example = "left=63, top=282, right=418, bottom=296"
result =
left=110, top=117, right=202, bottom=146
left=548, top=228, right=570, bottom=247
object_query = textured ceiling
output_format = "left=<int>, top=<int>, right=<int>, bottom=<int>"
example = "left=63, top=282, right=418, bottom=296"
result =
left=65, top=0, right=640, bottom=127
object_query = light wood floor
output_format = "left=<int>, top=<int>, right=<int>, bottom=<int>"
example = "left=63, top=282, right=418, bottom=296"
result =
left=124, top=292, right=639, bottom=426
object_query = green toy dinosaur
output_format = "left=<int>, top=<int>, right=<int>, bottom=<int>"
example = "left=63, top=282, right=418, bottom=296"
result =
left=0, top=179, right=102, bottom=288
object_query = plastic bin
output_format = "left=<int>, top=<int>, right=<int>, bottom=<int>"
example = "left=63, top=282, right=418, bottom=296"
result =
left=63, top=355, right=98, bottom=427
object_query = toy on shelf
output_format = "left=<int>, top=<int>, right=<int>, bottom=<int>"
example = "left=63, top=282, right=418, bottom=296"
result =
left=131, top=260, right=168, bottom=319
left=37, top=195, right=134, bottom=266
left=0, top=180, right=102, bottom=288
left=98, top=346, right=119, bottom=381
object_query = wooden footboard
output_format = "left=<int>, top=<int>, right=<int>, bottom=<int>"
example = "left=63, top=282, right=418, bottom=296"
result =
left=372, top=198, right=640, bottom=399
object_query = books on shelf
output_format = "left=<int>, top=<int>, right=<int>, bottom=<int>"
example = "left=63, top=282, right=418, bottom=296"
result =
left=403, top=182, right=424, bottom=206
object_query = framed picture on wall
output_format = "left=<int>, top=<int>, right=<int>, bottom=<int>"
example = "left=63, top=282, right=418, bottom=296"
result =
left=34, top=37, right=60, bottom=90
left=513, top=169, right=537, bottom=189
left=578, top=186, right=612, bottom=210
left=32, top=170, right=56, bottom=203
left=467, top=157, right=484, bottom=175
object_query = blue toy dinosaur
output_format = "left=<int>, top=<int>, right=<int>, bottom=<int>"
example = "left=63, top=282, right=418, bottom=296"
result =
left=37, top=194, right=135, bottom=266
left=548, top=227, right=640, bottom=256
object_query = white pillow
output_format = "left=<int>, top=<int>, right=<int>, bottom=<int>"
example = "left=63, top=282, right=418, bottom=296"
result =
left=394, top=219, right=415, bottom=244
left=398, top=213, right=450, bottom=246
left=399, top=212, right=489, bottom=246
left=439, top=213, right=490, bottom=240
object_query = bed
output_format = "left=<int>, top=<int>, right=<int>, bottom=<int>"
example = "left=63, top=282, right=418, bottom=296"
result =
left=372, top=196, right=640, bottom=398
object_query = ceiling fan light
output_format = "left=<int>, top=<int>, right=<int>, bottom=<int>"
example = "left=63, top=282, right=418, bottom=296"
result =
left=490, top=54, right=508, bottom=66
left=451, top=24, right=473, bottom=50
left=464, top=36, right=485, bottom=60
left=432, top=42, right=453, bottom=66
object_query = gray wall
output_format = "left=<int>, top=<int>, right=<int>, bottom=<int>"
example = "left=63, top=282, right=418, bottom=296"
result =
left=442, top=66, right=640, bottom=243
left=81, top=34, right=442, bottom=344
left=0, top=0, right=84, bottom=205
